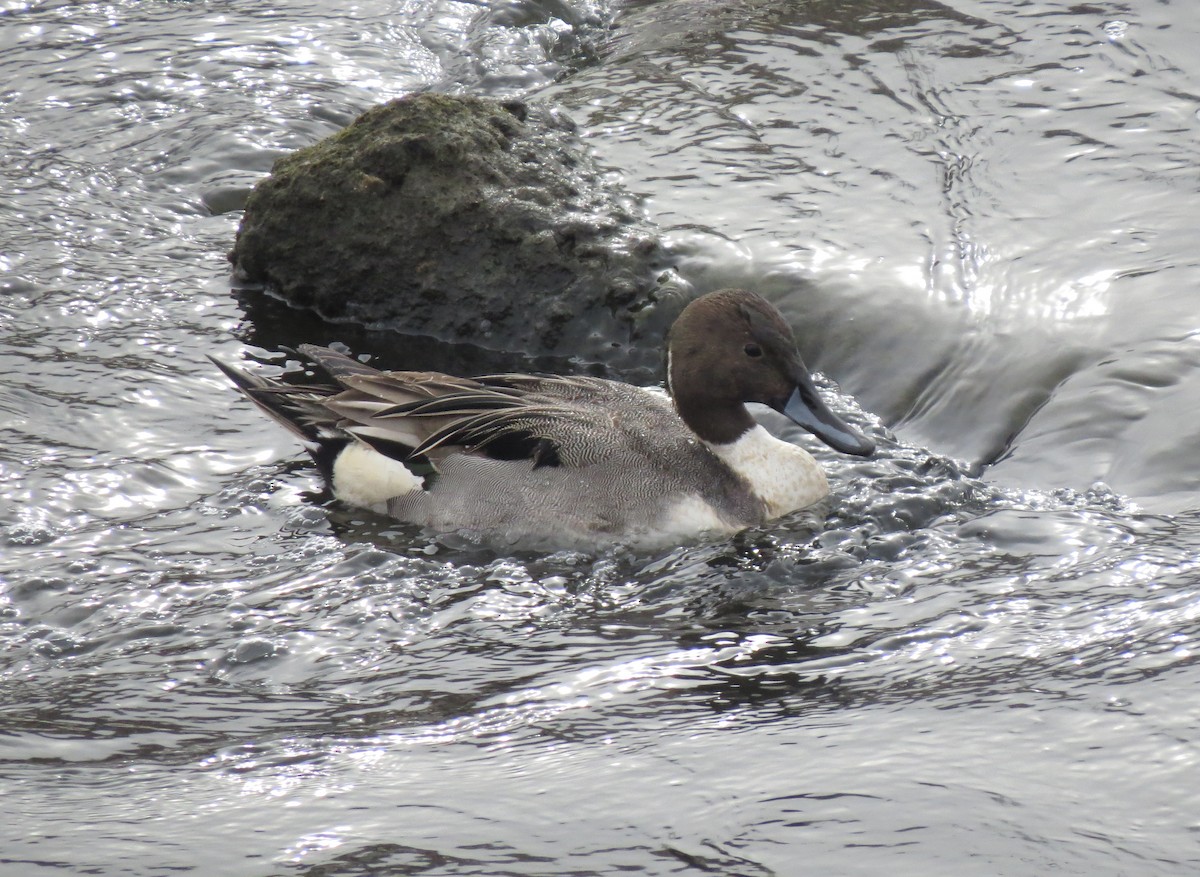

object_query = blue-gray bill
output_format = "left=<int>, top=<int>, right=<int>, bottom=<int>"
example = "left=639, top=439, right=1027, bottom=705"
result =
left=779, top=381, right=875, bottom=457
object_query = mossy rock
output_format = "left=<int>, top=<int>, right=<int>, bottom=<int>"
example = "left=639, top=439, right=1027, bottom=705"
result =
left=230, top=93, right=680, bottom=366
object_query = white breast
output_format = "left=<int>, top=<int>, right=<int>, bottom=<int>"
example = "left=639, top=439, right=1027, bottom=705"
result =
left=709, top=425, right=828, bottom=518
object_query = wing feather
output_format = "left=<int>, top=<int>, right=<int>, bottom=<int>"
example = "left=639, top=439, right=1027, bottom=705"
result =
left=221, top=346, right=669, bottom=471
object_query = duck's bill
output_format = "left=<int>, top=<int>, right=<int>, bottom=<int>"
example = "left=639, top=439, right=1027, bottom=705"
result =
left=779, top=378, right=875, bottom=457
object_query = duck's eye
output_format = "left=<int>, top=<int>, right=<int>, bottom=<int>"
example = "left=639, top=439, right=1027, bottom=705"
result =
left=744, top=343, right=763, bottom=358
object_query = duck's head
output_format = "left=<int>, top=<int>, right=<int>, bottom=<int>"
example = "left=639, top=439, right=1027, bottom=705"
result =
left=666, top=288, right=875, bottom=456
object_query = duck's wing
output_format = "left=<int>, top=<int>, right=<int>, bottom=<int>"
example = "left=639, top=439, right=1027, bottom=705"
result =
left=216, top=346, right=675, bottom=472
left=326, top=376, right=632, bottom=470
left=320, top=357, right=676, bottom=469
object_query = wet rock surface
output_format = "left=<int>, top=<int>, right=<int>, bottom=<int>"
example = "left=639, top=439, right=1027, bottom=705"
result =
left=230, top=93, right=682, bottom=372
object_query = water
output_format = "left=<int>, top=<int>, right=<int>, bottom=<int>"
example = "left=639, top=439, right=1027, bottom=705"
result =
left=2, top=0, right=1200, bottom=874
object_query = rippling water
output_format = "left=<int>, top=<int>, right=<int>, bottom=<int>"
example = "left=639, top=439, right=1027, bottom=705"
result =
left=3, top=1, right=1200, bottom=874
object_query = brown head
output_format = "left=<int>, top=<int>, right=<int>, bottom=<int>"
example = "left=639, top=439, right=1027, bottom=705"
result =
left=666, top=288, right=874, bottom=455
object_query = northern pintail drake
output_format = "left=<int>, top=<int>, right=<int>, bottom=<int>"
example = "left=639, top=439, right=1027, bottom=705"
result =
left=212, top=288, right=874, bottom=549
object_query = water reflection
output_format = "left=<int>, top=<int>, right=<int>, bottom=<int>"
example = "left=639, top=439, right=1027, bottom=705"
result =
left=548, top=0, right=1200, bottom=494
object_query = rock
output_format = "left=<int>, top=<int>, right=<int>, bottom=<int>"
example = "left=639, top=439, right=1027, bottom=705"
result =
left=229, top=93, right=682, bottom=371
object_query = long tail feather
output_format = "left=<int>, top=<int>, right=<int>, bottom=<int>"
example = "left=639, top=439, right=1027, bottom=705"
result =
left=208, top=355, right=332, bottom=446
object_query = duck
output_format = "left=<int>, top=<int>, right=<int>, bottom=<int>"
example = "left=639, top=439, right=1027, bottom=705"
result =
left=211, top=288, right=874, bottom=549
